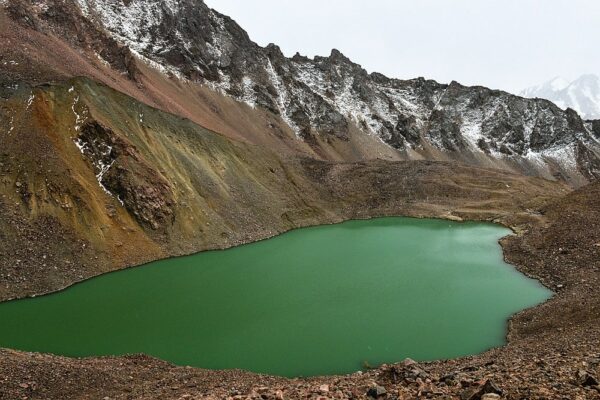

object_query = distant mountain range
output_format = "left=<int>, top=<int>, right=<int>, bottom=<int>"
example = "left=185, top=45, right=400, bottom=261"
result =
left=521, top=75, right=600, bottom=120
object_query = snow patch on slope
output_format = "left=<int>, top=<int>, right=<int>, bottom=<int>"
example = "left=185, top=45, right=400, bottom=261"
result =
left=73, top=137, right=117, bottom=198
left=265, top=60, right=300, bottom=136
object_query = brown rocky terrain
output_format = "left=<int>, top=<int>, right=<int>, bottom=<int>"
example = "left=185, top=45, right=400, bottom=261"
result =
left=0, top=78, right=597, bottom=399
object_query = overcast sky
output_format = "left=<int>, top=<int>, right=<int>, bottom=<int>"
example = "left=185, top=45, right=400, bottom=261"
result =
left=205, top=0, right=600, bottom=93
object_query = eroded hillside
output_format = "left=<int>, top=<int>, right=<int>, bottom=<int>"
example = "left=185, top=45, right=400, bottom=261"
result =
left=1, top=0, right=600, bottom=185
left=0, top=78, right=569, bottom=301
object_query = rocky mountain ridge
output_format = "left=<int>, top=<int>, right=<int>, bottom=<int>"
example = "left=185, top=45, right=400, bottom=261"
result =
left=2, top=0, right=600, bottom=185
left=62, top=0, right=600, bottom=185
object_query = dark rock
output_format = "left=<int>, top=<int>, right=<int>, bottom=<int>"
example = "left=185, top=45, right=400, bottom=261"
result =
left=576, top=141, right=600, bottom=180
left=591, top=120, right=600, bottom=138
left=577, top=370, right=599, bottom=387
left=440, top=372, right=457, bottom=384
left=77, top=121, right=175, bottom=231
left=462, top=379, right=502, bottom=400
left=367, top=385, right=387, bottom=398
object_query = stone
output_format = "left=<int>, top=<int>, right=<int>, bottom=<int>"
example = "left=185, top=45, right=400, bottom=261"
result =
left=440, top=372, right=456, bottom=383
left=401, top=358, right=417, bottom=367
left=446, top=214, right=464, bottom=222
left=367, top=385, right=387, bottom=398
left=318, top=384, right=329, bottom=393
left=480, top=380, right=502, bottom=395
left=255, top=387, right=269, bottom=394
left=481, top=395, right=501, bottom=400
left=577, top=370, right=599, bottom=387
left=463, top=379, right=502, bottom=400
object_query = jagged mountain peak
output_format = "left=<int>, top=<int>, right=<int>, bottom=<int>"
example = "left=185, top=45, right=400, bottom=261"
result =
left=3, top=0, right=600, bottom=184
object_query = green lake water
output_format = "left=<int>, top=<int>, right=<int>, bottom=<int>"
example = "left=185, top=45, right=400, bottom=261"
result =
left=0, top=217, right=552, bottom=377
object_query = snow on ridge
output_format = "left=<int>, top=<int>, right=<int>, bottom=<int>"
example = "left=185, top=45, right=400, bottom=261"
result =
left=76, top=0, right=181, bottom=56
left=292, top=60, right=430, bottom=144
left=95, top=157, right=115, bottom=196
left=73, top=137, right=87, bottom=154
left=130, top=49, right=186, bottom=81
left=240, top=76, right=257, bottom=108
left=524, top=143, right=578, bottom=172
left=68, top=0, right=597, bottom=177
left=71, top=94, right=89, bottom=131
left=26, top=93, right=35, bottom=109
left=265, top=59, right=301, bottom=136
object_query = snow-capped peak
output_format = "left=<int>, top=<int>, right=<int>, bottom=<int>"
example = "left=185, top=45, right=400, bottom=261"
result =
left=521, top=74, right=600, bottom=120
left=521, top=77, right=569, bottom=99
left=550, top=76, right=571, bottom=92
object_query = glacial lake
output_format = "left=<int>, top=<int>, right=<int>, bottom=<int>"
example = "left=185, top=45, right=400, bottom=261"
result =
left=0, top=217, right=552, bottom=377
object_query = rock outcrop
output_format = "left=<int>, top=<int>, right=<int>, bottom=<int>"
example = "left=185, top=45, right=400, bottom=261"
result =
left=2, top=0, right=600, bottom=185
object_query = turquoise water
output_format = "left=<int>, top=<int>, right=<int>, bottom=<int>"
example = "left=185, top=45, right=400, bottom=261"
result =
left=0, top=217, right=552, bottom=377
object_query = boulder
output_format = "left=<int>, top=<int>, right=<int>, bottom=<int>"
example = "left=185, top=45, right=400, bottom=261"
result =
left=577, top=370, right=599, bottom=387
left=367, top=385, right=387, bottom=398
left=463, top=379, right=503, bottom=400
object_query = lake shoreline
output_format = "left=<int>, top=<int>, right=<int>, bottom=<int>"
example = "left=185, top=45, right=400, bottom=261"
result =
left=2, top=181, right=599, bottom=398
left=0, top=217, right=551, bottom=377
left=0, top=214, right=530, bottom=302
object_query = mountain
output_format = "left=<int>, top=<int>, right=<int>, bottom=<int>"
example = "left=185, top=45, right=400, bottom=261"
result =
left=521, top=74, right=600, bottom=120
left=521, top=76, right=571, bottom=99
left=1, top=0, right=598, bottom=296
left=1, top=1, right=600, bottom=399
left=2, top=0, right=600, bottom=186
left=0, top=75, right=567, bottom=301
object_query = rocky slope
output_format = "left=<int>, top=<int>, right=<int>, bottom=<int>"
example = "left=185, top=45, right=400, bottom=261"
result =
left=72, top=0, right=600, bottom=184
left=522, top=74, right=600, bottom=120
left=0, top=77, right=568, bottom=301
left=2, top=0, right=600, bottom=185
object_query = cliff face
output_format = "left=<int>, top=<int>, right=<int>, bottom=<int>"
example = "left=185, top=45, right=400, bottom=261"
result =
left=2, top=0, right=600, bottom=185
left=72, top=0, right=600, bottom=184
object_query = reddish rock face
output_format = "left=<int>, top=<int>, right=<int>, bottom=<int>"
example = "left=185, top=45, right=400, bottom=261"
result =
left=77, top=121, right=175, bottom=231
